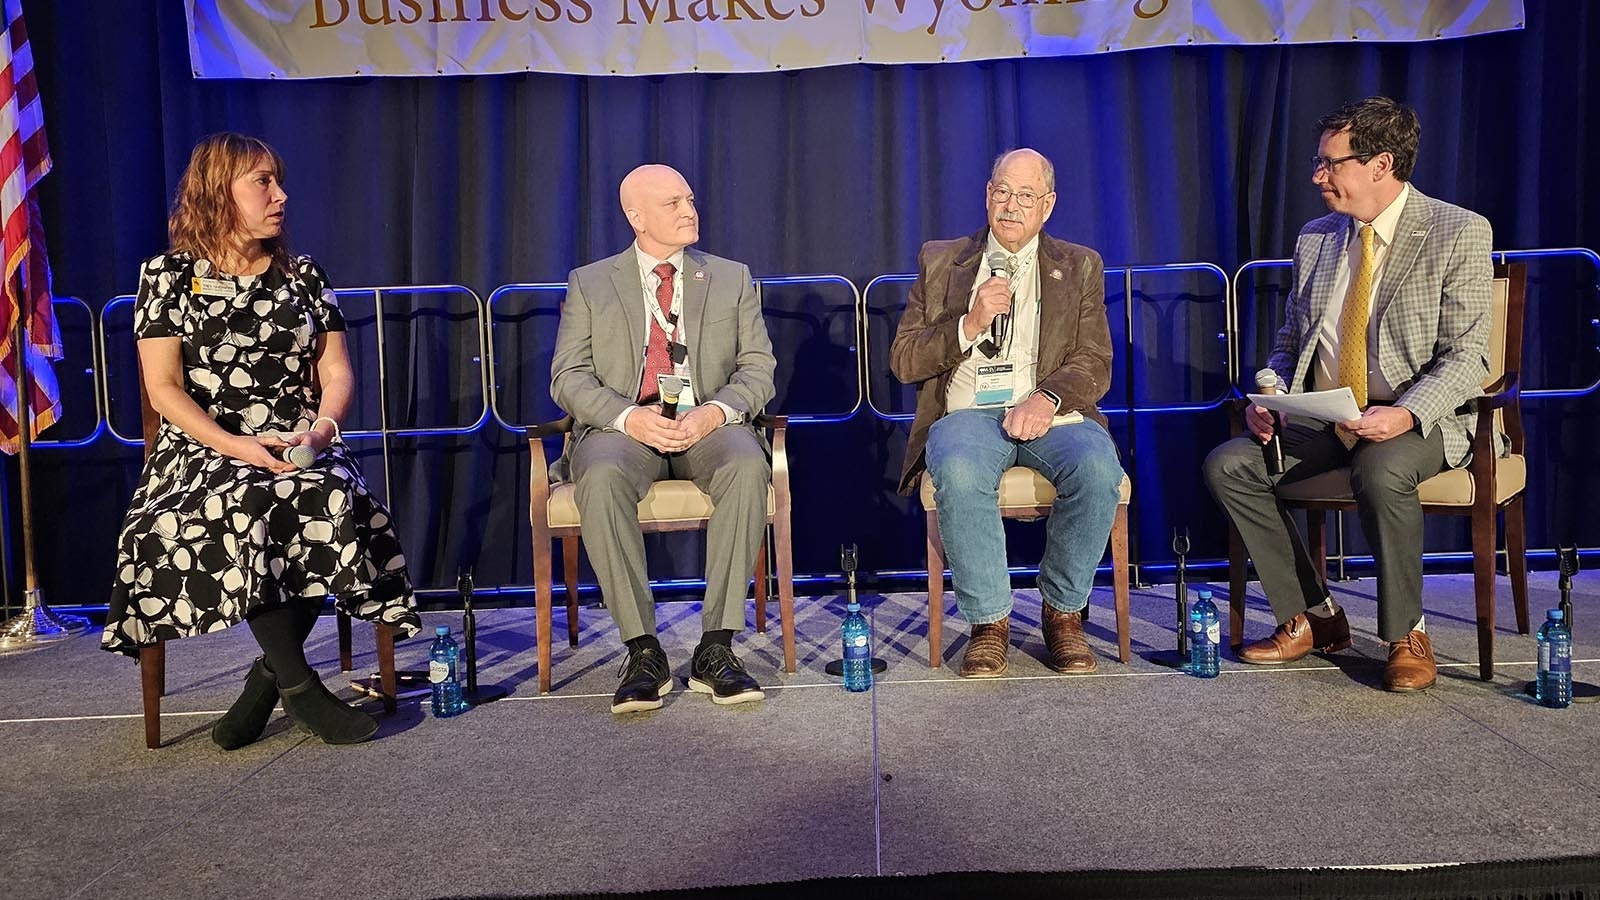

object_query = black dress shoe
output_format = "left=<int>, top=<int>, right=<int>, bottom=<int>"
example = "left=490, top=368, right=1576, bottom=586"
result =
left=612, top=646, right=672, bottom=714
left=688, top=644, right=764, bottom=706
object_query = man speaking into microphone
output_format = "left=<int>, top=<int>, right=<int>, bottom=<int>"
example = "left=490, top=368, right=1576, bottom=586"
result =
left=891, top=148, right=1124, bottom=678
left=551, top=164, right=776, bottom=714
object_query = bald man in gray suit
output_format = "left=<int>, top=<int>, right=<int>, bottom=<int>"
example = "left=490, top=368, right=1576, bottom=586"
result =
left=551, top=164, right=775, bottom=714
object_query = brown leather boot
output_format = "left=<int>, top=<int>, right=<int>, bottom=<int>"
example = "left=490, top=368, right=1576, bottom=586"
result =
left=1237, top=608, right=1352, bottom=665
left=959, top=618, right=1010, bottom=678
left=1041, top=603, right=1097, bottom=673
left=1383, top=631, right=1436, bottom=692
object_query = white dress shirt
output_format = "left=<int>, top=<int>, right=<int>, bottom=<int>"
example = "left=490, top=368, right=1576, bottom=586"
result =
left=1311, top=181, right=1412, bottom=402
left=945, top=234, right=1043, bottom=413
left=609, top=244, right=741, bottom=432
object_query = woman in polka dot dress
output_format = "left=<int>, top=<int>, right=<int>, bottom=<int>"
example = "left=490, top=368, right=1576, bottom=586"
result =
left=102, top=133, right=421, bottom=747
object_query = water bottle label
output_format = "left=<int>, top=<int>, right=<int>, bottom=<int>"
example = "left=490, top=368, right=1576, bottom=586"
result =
left=1540, top=643, right=1550, bottom=670
left=1189, top=620, right=1203, bottom=634
left=1550, top=642, right=1571, bottom=675
left=1206, top=622, right=1221, bottom=644
left=844, top=640, right=870, bottom=662
left=849, top=635, right=869, bottom=648
left=429, top=660, right=451, bottom=684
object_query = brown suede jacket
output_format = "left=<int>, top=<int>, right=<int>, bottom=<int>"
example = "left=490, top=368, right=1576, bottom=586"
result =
left=890, top=228, right=1112, bottom=496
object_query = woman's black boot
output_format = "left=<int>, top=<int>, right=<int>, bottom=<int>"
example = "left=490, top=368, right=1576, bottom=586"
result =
left=278, top=674, right=379, bottom=745
left=211, top=657, right=280, bottom=750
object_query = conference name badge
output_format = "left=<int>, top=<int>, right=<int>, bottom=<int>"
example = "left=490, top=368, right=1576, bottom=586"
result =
left=975, top=363, right=1015, bottom=407
left=191, top=276, right=236, bottom=297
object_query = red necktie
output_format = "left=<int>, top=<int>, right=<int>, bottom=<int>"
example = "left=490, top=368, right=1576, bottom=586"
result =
left=638, top=261, right=677, bottom=403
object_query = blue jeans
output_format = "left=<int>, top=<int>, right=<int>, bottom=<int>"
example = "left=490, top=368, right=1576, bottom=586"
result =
left=925, top=408, right=1123, bottom=624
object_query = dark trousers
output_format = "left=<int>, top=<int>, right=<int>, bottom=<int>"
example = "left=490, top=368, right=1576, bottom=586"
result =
left=1202, top=421, right=1447, bottom=643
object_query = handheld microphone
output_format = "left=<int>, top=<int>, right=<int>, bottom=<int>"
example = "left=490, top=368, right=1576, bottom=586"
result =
left=985, top=251, right=1013, bottom=348
left=659, top=375, right=683, bottom=421
left=280, top=443, right=318, bottom=469
left=1254, top=367, right=1285, bottom=476
left=1558, top=546, right=1579, bottom=630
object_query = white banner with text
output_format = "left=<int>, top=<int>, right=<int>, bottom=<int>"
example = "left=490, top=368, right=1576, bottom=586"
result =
left=186, top=0, right=1525, bottom=79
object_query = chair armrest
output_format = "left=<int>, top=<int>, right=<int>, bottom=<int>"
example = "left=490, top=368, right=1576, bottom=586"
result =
left=1225, top=394, right=1249, bottom=438
left=525, top=416, right=575, bottom=441
left=756, top=413, right=790, bottom=508
left=1464, top=371, right=1520, bottom=414
left=1466, top=372, right=1520, bottom=462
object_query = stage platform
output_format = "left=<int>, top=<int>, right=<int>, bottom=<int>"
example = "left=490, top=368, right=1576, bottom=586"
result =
left=4, top=573, right=1599, bottom=899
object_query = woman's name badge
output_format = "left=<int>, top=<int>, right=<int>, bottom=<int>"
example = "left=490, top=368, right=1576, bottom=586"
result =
left=975, top=363, right=1015, bottom=407
left=191, top=276, right=236, bottom=297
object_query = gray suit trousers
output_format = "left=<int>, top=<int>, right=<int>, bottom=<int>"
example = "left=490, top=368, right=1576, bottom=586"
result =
left=1203, top=422, right=1446, bottom=642
left=571, top=425, right=770, bottom=641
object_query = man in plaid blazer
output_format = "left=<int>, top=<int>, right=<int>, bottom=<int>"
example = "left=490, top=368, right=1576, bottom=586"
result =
left=1204, top=97, right=1494, bottom=692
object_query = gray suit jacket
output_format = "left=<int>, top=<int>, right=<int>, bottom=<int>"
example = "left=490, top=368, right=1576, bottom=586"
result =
left=1266, top=186, right=1494, bottom=468
left=550, top=246, right=776, bottom=469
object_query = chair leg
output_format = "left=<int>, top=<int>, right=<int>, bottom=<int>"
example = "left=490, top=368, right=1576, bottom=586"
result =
left=1112, top=503, right=1130, bottom=664
left=337, top=610, right=354, bottom=673
left=1307, top=512, right=1328, bottom=586
left=561, top=536, right=580, bottom=648
left=926, top=508, right=945, bottom=669
left=774, top=512, right=797, bottom=676
left=375, top=624, right=397, bottom=715
left=1505, top=496, right=1530, bottom=635
left=140, top=643, right=164, bottom=749
left=1227, top=523, right=1247, bottom=651
left=1471, top=505, right=1498, bottom=681
left=534, top=537, right=556, bottom=695
left=753, top=540, right=770, bottom=634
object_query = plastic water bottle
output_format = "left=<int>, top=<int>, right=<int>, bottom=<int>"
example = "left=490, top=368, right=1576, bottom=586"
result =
left=1187, top=589, right=1220, bottom=678
left=429, top=625, right=467, bottom=717
left=842, top=600, right=872, bottom=692
left=1536, top=608, right=1572, bottom=709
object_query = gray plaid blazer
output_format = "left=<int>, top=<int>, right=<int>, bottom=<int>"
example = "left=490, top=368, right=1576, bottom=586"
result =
left=1265, top=186, right=1494, bottom=469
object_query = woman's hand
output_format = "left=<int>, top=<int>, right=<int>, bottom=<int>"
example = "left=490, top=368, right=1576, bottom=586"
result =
left=227, top=434, right=295, bottom=473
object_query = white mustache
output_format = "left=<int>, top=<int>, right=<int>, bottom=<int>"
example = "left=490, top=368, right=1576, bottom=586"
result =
left=998, top=213, right=1025, bottom=224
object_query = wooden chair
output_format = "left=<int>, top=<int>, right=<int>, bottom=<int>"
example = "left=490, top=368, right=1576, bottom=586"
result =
left=1226, top=263, right=1528, bottom=680
left=922, top=469, right=1134, bottom=667
left=525, top=414, right=796, bottom=694
left=134, top=372, right=396, bottom=749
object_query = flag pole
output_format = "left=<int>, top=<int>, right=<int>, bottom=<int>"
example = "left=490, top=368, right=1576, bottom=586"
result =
left=0, top=290, right=85, bottom=651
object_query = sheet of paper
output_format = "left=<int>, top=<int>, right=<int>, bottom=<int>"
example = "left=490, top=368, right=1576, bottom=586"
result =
left=1246, top=387, right=1362, bottom=423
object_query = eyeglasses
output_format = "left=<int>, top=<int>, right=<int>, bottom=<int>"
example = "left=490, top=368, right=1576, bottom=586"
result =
left=989, top=185, right=1047, bottom=209
left=1310, top=153, right=1372, bottom=174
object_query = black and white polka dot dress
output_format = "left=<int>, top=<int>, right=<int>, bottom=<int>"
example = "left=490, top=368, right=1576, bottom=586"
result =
left=101, top=253, right=421, bottom=657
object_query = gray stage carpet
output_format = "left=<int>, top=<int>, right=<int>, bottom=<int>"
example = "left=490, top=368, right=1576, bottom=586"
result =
left=4, top=573, right=1598, bottom=899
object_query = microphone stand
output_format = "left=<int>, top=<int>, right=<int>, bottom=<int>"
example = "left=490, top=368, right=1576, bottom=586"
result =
left=824, top=544, right=887, bottom=678
left=1524, top=547, right=1598, bottom=702
left=1147, top=528, right=1192, bottom=668
left=459, top=566, right=507, bottom=706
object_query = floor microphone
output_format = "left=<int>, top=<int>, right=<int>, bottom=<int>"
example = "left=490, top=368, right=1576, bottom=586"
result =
left=1255, top=367, right=1285, bottom=476
left=659, top=375, right=683, bottom=420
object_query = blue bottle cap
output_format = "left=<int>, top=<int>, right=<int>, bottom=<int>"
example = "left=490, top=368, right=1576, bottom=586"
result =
left=1548, top=609, right=1564, bottom=621
left=1197, top=589, right=1213, bottom=600
left=847, top=601, right=861, bottom=612
left=435, top=625, right=450, bottom=636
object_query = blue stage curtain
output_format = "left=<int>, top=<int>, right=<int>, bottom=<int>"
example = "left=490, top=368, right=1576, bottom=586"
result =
left=16, top=0, right=1598, bottom=605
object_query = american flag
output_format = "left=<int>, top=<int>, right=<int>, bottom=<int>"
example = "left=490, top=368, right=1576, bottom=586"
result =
left=0, top=0, right=59, bottom=454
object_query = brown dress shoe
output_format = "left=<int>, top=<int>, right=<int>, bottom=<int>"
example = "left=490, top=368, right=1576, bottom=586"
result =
left=1041, top=603, right=1097, bottom=673
left=959, top=618, right=1010, bottom=678
left=1237, top=608, right=1352, bottom=665
left=1383, top=631, right=1436, bottom=692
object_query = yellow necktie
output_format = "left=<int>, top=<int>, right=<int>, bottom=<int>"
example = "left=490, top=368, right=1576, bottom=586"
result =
left=1336, top=224, right=1376, bottom=448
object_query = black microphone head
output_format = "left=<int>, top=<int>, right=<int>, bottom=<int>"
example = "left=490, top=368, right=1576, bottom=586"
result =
left=1559, top=546, right=1580, bottom=577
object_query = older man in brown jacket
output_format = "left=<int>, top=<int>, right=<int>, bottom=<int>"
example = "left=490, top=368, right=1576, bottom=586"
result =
left=891, top=148, right=1123, bottom=678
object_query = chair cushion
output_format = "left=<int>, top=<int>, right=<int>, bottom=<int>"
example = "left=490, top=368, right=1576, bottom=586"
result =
left=920, top=468, right=1131, bottom=511
left=548, top=480, right=776, bottom=528
left=1275, top=454, right=1526, bottom=507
